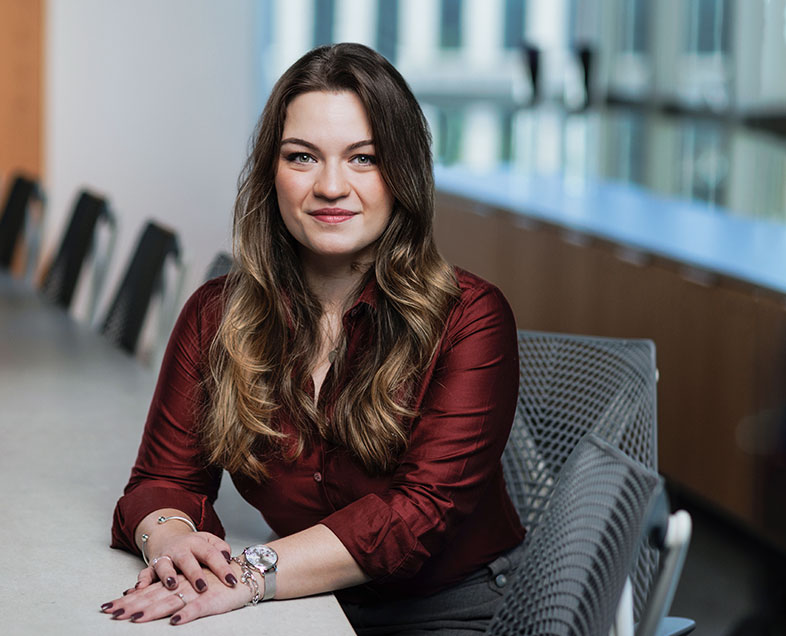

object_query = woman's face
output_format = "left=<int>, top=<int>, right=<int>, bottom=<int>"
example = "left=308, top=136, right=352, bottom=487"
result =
left=275, top=91, right=394, bottom=267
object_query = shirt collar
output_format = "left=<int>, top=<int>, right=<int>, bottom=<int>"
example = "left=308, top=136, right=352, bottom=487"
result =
left=353, top=274, right=378, bottom=311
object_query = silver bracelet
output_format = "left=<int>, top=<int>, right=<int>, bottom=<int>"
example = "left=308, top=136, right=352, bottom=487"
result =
left=231, top=557, right=261, bottom=606
left=140, top=515, right=198, bottom=565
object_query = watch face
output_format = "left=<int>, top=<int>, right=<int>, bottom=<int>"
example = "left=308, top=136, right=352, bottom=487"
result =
left=244, top=544, right=278, bottom=572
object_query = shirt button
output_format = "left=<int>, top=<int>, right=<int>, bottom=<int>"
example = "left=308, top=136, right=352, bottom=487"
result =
left=313, top=472, right=322, bottom=483
left=495, top=574, right=508, bottom=587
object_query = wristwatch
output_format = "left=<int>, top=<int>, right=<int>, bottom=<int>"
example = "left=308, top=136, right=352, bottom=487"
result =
left=242, top=544, right=278, bottom=601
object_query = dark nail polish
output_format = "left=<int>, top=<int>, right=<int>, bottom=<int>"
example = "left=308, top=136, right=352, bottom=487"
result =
left=196, top=578, right=206, bottom=591
left=166, top=577, right=176, bottom=589
left=171, top=614, right=181, bottom=625
left=122, top=588, right=131, bottom=596
left=134, top=581, right=140, bottom=588
left=222, top=550, right=231, bottom=562
left=112, top=608, right=125, bottom=618
left=130, top=612, right=144, bottom=622
left=225, top=573, right=237, bottom=586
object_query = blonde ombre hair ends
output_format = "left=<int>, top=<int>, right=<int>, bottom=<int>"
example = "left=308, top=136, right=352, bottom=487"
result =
left=203, top=43, right=459, bottom=480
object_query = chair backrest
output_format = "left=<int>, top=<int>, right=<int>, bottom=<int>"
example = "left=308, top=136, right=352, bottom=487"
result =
left=100, top=220, right=180, bottom=355
left=0, top=175, right=42, bottom=269
left=204, top=250, right=233, bottom=281
left=489, top=433, right=662, bottom=636
left=502, top=330, right=659, bottom=620
left=39, top=190, right=114, bottom=310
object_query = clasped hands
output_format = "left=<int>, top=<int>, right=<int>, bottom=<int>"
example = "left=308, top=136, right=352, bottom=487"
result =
left=100, top=530, right=262, bottom=625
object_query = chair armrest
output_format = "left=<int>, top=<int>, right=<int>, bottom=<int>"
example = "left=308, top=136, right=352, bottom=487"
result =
left=654, top=616, right=696, bottom=636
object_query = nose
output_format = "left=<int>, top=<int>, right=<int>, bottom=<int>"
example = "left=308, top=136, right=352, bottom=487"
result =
left=313, top=161, right=350, bottom=201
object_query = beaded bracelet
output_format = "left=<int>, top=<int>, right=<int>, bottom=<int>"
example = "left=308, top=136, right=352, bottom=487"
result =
left=140, top=515, right=198, bottom=565
left=231, top=557, right=261, bottom=606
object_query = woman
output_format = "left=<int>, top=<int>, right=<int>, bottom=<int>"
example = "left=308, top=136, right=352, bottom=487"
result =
left=102, top=43, right=524, bottom=633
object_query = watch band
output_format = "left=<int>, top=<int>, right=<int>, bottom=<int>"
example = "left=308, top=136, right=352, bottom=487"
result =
left=242, top=544, right=278, bottom=601
left=261, top=565, right=276, bottom=601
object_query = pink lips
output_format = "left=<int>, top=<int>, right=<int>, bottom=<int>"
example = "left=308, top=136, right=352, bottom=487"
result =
left=308, top=208, right=357, bottom=224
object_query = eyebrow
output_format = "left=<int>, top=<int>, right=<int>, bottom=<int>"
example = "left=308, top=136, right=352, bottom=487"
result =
left=280, top=138, right=375, bottom=152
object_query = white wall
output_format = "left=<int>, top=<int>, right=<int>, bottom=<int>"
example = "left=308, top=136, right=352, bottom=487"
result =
left=44, top=0, right=263, bottom=321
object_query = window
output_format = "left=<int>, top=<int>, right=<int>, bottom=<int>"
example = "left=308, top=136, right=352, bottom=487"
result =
left=686, top=0, right=731, bottom=54
left=503, top=0, right=526, bottom=49
left=313, top=0, right=335, bottom=47
left=376, top=0, right=399, bottom=62
left=619, top=0, right=649, bottom=54
left=440, top=0, right=462, bottom=49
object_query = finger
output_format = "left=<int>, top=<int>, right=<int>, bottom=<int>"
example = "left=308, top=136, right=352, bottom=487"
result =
left=135, top=565, right=156, bottom=590
left=168, top=592, right=209, bottom=625
left=116, top=585, right=193, bottom=623
left=101, top=580, right=163, bottom=617
left=191, top=541, right=239, bottom=588
left=173, top=551, right=211, bottom=593
left=167, top=578, right=249, bottom=625
left=202, top=533, right=233, bottom=562
left=151, top=554, right=179, bottom=590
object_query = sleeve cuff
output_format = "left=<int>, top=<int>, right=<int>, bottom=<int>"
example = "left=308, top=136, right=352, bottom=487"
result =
left=111, top=484, right=225, bottom=554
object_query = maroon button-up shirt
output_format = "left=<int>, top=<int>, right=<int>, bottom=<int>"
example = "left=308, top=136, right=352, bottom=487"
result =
left=111, top=268, right=525, bottom=598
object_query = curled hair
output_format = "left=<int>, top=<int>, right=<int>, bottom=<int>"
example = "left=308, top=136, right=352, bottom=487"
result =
left=203, top=43, right=459, bottom=479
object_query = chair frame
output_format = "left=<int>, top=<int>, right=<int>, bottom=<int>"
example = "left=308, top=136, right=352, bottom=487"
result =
left=499, top=329, right=694, bottom=635
left=0, top=174, right=46, bottom=278
left=502, top=330, right=659, bottom=620
left=39, top=189, right=116, bottom=317
left=100, top=220, right=182, bottom=356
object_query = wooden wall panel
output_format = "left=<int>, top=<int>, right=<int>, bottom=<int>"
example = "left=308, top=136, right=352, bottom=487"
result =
left=0, top=0, right=43, bottom=179
left=435, top=191, right=786, bottom=550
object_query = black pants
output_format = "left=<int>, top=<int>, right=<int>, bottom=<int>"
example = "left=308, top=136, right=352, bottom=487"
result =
left=340, top=541, right=526, bottom=636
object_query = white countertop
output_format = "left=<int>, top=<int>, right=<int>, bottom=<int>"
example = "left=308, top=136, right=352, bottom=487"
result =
left=0, top=275, right=355, bottom=635
left=435, top=164, right=786, bottom=295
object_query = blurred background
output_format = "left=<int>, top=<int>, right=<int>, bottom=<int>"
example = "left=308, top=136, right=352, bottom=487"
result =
left=2, top=1, right=786, bottom=634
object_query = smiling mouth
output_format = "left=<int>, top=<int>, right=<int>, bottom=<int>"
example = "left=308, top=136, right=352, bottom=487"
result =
left=308, top=208, right=357, bottom=224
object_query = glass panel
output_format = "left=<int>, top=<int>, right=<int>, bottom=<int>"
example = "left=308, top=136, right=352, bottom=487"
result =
left=687, top=0, right=731, bottom=54
left=313, top=0, right=336, bottom=47
left=620, top=0, right=649, bottom=53
left=376, top=0, right=399, bottom=62
left=503, top=0, right=526, bottom=49
left=440, top=0, right=462, bottom=49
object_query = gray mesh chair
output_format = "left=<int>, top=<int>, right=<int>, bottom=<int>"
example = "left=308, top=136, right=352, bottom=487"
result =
left=502, top=331, right=659, bottom=620
left=39, top=190, right=116, bottom=316
left=489, top=433, right=692, bottom=636
left=0, top=174, right=45, bottom=274
left=100, top=220, right=181, bottom=355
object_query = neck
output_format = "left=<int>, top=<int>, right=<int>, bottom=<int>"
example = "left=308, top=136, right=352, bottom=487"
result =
left=300, top=252, right=371, bottom=313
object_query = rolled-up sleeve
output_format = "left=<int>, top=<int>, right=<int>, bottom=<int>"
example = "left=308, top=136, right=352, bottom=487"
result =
left=320, top=281, right=520, bottom=581
left=111, top=281, right=226, bottom=554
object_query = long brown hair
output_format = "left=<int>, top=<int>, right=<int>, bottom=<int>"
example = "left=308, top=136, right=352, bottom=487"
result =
left=204, top=43, right=459, bottom=479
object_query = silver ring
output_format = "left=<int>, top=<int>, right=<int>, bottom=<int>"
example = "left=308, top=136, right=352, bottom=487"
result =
left=151, top=555, right=173, bottom=568
left=176, top=592, right=187, bottom=608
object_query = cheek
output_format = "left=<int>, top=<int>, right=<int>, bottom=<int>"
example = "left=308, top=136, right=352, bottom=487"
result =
left=275, top=166, right=311, bottom=208
left=274, top=173, right=294, bottom=208
left=366, top=177, right=394, bottom=216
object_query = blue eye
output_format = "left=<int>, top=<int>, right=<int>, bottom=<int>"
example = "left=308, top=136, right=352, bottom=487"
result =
left=286, top=152, right=314, bottom=163
left=353, top=154, right=376, bottom=165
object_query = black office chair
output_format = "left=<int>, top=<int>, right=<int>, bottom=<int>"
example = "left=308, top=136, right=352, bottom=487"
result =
left=489, top=434, right=693, bottom=636
left=39, top=190, right=116, bottom=314
left=100, top=220, right=181, bottom=355
left=0, top=174, right=45, bottom=272
left=204, top=250, right=233, bottom=281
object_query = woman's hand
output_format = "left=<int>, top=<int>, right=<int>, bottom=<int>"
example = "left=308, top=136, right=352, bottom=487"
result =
left=138, top=529, right=239, bottom=594
left=101, top=561, right=256, bottom=625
